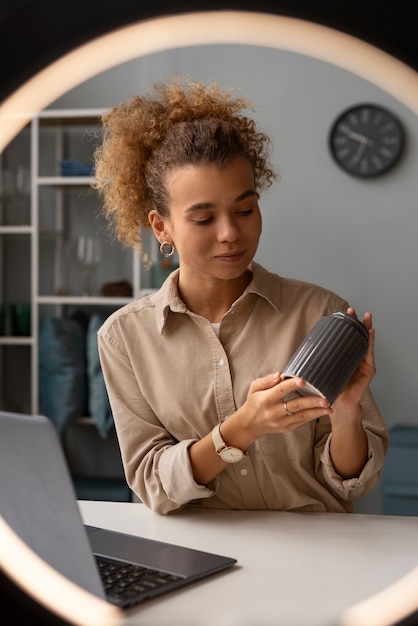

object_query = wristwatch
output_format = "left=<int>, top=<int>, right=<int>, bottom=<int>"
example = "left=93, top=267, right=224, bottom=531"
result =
left=212, top=423, right=244, bottom=464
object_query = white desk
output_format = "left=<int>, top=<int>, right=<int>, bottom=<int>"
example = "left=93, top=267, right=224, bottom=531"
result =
left=78, top=501, right=418, bottom=626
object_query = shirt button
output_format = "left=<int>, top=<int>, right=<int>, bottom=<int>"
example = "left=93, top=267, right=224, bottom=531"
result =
left=219, top=359, right=225, bottom=366
left=240, top=469, right=248, bottom=476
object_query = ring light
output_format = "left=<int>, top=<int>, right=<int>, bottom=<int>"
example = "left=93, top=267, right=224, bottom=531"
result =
left=0, top=11, right=417, bottom=153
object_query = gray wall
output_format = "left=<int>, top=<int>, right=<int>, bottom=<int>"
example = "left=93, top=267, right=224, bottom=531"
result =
left=51, top=44, right=418, bottom=513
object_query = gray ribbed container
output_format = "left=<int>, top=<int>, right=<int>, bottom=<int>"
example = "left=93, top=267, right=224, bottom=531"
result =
left=281, top=311, right=369, bottom=405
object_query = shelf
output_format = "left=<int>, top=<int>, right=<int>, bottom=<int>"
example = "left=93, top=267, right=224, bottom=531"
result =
left=38, top=109, right=106, bottom=123
left=37, top=291, right=155, bottom=306
left=37, top=176, right=94, bottom=187
left=0, top=225, right=33, bottom=234
left=0, top=336, right=34, bottom=346
left=37, top=295, right=133, bottom=306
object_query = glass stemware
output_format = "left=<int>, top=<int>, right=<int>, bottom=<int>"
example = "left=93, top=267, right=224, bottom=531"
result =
left=77, top=235, right=101, bottom=296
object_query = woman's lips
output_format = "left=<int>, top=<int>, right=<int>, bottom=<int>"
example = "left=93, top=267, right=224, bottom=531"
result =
left=215, top=251, right=246, bottom=263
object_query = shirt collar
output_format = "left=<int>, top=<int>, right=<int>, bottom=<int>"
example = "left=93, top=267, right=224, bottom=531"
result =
left=154, top=262, right=282, bottom=334
left=242, top=261, right=282, bottom=311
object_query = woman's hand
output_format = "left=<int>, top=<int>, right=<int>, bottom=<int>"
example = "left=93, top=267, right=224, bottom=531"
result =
left=332, top=307, right=376, bottom=413
left=327, top=307, right=374, bottom=477
left=238, top=372, right=331, bottom=443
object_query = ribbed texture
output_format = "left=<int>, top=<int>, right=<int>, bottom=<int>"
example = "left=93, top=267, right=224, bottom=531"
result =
left=282, top=312, right=368, bottom=405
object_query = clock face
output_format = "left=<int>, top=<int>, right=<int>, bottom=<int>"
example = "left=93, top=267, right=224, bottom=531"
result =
left=329, top=104, right=405, bottom=178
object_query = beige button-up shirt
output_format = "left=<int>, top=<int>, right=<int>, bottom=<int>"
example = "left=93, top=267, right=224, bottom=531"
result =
left=98, top=262, right=388, bottom=514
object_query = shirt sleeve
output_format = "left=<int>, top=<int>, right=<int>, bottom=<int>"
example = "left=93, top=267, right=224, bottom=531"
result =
left=157, top=440, right=217, bottom=511
left=317, top=389, right=389, bottom=501
left=98, top=325, right=216, bottom=514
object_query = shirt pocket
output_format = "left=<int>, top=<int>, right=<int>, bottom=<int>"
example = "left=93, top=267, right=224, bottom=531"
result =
left=257, top=423, right=315, bottom=460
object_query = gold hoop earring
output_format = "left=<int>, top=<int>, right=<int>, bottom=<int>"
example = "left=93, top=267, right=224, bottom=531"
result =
left=160, top=241, right=176, bottom=258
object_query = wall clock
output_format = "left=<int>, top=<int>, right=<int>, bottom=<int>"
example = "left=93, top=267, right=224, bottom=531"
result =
left=329, top=104, right=405, bottom=178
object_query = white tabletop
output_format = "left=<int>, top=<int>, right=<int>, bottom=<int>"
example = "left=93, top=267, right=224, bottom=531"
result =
left=78, top=501, right=418, bottom=626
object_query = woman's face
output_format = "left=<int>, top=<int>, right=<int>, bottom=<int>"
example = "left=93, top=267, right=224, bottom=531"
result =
left=157, top=156, right=262, bottom=284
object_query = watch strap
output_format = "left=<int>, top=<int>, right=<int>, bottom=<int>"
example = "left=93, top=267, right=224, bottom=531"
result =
left=212, top=423, right=244, bottom=458
left=212, top=423, right=227, bottom=454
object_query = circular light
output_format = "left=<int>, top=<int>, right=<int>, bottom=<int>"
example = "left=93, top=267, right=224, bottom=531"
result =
left=1, top=11, right=417, bottom=153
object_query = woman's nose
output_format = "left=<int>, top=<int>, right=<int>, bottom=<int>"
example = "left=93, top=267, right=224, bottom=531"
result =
left=217, top=217, right=240, bottom=242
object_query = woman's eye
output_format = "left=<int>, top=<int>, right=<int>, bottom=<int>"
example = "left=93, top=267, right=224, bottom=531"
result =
left=238, top=208, right=254, bottom=217
left=193, top=206, right=255, bottom=225
left=195, top=217, right=213, bottom=225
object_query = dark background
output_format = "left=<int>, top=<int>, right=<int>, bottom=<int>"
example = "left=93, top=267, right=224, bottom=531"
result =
left=1, top=0, right=417, bottom=103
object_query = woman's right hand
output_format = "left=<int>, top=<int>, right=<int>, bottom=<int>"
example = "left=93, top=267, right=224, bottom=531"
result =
left=237, top=371, right=332, bottom=444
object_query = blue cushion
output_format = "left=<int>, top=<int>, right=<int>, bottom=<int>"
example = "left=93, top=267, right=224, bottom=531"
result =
left=86, top=314, right=114, bottom=438
left=39, top=316, right=87, bottom=432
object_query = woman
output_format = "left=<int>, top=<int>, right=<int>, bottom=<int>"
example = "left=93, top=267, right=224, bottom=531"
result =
left=93, top=81, right=388, bottom=514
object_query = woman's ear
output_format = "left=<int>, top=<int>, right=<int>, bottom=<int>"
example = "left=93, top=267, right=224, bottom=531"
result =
left=148, top=210, right=166, bottom=242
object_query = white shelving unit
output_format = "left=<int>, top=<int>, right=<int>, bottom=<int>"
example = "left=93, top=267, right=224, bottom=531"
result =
left=1, top=108, right=156, bottom=416
left=0, top=124, right=33, bottom=414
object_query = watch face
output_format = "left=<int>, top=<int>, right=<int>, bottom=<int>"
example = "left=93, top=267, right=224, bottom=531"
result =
left=220, top=447, right=244, bottom=463
left=329, top=104, right=405, bottom=178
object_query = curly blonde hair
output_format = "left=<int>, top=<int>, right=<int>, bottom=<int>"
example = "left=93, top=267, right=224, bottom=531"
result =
left=93, top=81, right=276, bottom=258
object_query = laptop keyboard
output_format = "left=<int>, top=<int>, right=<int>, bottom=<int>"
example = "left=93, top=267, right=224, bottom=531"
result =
left=95, top=555, right=183, bottom=605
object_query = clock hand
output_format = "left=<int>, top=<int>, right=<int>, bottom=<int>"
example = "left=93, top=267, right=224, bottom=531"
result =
left=341, top=128, right=374, bottom=147
left=349, top=140, right=367, bottom=165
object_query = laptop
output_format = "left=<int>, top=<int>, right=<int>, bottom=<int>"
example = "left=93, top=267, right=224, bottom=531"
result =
left=0, top=411, right=237, bottom=609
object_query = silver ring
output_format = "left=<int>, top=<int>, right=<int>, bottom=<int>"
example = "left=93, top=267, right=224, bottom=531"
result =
left=283, top=401, right=293, bottom=416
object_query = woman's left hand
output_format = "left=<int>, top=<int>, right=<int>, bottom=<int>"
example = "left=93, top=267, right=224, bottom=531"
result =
left=332, top=307, right=376, bottom=412
left=329, top=307, right=374, bottom=476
